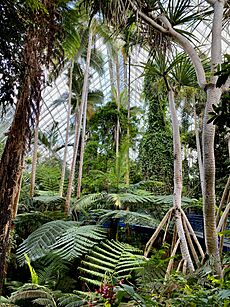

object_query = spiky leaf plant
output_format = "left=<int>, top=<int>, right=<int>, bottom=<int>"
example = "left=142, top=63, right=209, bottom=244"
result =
left=17, top=221, right=106, bottom=264
left=79, top=240, right=146, bottom=286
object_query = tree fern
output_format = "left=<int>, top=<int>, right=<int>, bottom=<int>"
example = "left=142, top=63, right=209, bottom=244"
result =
left=98, top=210, right=161, bottom=228
left=74, top=191, right=157, bottom=212
left=79, top=240, right=146, bottom=286
left=17, top=221, right=106, bottom=264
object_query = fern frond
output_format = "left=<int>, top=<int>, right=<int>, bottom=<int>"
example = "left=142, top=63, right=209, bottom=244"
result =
left=17, top=222, right=106, bottom=264
left=57, top=294, right=86, bottom=307
left=84, top=256, right=116, bottom=268
left=78, top=240, right=146, bottom=286
left=50, top=225, right=106, bottom=261
left=81, top=261, right=114, bottom=273
left=79, top=268, right=105, bottom=278
left=9, top=284, right=56, bottom=306
left=79, top=277, right=101, bottom=286
left=17, top=221, right=77, bottom=264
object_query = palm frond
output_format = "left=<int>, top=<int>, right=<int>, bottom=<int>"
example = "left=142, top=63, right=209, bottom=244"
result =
left=79, top=240, right=146, bottom=286
left=17, top=221, right=106, bottom=264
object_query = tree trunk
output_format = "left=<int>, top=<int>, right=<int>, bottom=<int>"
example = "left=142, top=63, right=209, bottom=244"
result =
left=0, top=25, right=44, bottom=291
left=65, top=30, right=92, bottom=213
left=59, top=61, right=74, bottom=197
left=0, top=76, right=29, bottom=293
left=202, top=0, right=224, bottom=276
left=194, top=106, right=204, bottom=196
left=107, top=46, right=114, bottom=91
left=77, top=85, right=88, bottom=198
left=168, top=89, right=194, bottom=272
left=115, top=52, right=121, bottom=158
left=125, top=56, right=131, bottom=186
left=29, top=116, right=40, bottom=198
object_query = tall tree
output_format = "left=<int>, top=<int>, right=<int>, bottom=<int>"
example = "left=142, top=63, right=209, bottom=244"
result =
left=65, top=29, right=93, bottom=214
left=0, top=0, right=64, bottom=291
left=82, top=0, right=229, bottom=275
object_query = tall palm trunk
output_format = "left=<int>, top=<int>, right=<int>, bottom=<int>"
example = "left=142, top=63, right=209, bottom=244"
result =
left=77, top=84, right=89, bottom=198
left=124, top=56, right=131, bottom=186
left=65, top=30, right=92, bottom=214
left=59, top=61, right=74, bottom=197
left=107, top=46, right=114, bottom=91
left=168, top=89, right=194, bottom=272
left=202, top=0, right=224, bottom=276
left=194, top=106, right=204, bottom=195
left=115, top=52, right=121, bottom=183
left=29, top=116, right=40, bottom=198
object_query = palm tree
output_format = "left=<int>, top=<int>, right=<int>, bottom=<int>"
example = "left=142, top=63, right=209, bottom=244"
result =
left=59, top=61, right=74, bottom=197
left=65, top=28, right=93, bottom=214
left=142, top=51, right=206, bottom=273
left=83, top=0, right=229, bottom=276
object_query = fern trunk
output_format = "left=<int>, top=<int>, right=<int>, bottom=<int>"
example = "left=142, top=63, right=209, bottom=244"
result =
left=0, top=46, right=34, bottom=293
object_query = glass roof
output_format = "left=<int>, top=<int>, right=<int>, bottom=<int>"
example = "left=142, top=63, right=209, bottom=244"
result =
left=0, top=12, right=230, bottom=164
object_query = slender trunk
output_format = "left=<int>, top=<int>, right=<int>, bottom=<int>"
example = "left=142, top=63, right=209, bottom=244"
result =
left=125, top=56, right=131, bottom=186
left=168, top=89, right=194, bottom=272
left=115, top=53, right=121, bottom=156
left=202, top=0, right=224, bottom=276
left=194, top=106, right=204, bottom=196
left=59, top=61, right=74, bottom=197
left=115, top=52, right=121, bottom=183
left=29, top=117, right=39, bottom=198
left=77, top=86, right=88, bottom=198
left=65, top=30, right=92, bottom=214
left=107, top=46, right=114, bottom=92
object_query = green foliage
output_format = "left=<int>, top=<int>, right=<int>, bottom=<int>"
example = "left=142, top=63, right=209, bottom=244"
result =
left=208, top=92, right=230, bottom=129
left=82, top=99, right=140, bottom=193
left=98, top=210, right=160, bottom=229
left=9, top=283, right=57, bottom=307
left=17, top=221, right=106, bottom=264
left=215, top=54, right=230, bottom=88
left=79, top=240, right=146, bottom=286
left=25, top=254, right=39, bottom=284
left=36, top=160, right=61, bottom=193
left=139, top=74, right=173, bottom=193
